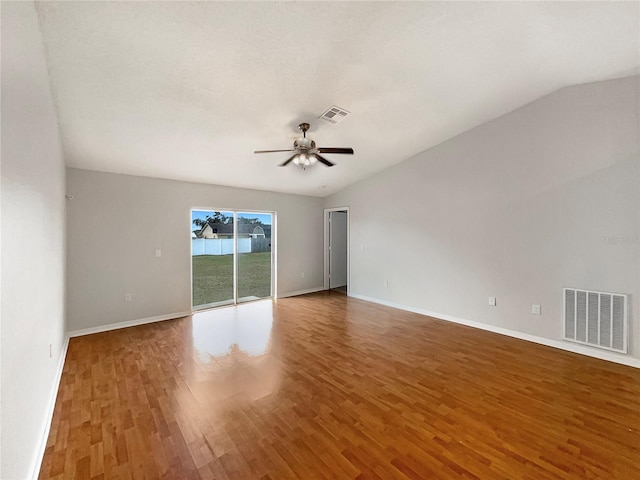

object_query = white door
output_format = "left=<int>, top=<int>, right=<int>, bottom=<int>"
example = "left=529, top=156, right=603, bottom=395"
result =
left=329, top=211, right=347, bottom=288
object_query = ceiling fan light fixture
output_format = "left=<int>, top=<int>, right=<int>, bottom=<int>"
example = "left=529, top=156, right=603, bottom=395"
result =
left=291, top=153, right=317, bottom=170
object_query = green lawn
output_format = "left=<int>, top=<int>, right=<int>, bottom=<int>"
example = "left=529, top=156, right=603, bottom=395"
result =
left=192, top=252, right=272, bottom=306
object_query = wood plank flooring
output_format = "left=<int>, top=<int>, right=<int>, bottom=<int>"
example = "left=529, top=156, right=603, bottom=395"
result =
left=39, top=292, right=640, bottom=479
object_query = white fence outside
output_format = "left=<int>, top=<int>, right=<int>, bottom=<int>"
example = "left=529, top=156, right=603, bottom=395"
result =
left=192, top=238, right=252, bottom=256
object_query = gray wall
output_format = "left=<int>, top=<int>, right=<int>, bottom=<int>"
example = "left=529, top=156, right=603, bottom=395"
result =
left=1, top=2, right=67, bottom=478
left=66, top=168, right=325, bottom=332
left=327, top=77, right=639, bottom=361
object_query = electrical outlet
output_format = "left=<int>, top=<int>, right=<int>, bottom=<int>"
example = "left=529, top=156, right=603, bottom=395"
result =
left=488, top=296, right=497, bottom=306
left=301, top=272, right=305, bottom=278
left=125, top=293, right=132, bottom=302
left=532, top=304, right=541, bottom=315
left=49, top=343, right=52, bottom=358
left=155, top=249, right=162, bottom=257
left=384, top=280, right=389, bottom=288
left=360, top=244, right=365, bottom=252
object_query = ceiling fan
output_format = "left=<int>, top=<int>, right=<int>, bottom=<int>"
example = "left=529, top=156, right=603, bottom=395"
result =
left=254, top=123, right=354, bottom=169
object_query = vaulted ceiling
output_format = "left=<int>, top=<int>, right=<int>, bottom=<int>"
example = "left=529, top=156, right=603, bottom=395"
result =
left=35, top=1, right=639, bottom=196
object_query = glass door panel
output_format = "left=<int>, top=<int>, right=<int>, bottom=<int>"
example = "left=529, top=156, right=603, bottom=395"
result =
left=191, top=210, right=235, bottom=308
left=237, top=212, right=272, bottom=302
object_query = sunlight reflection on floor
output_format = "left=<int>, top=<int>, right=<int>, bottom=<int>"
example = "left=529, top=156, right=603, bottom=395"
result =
left=189, top=299, right=280, bottom=402
left=192, top=299, right=274, bottom=358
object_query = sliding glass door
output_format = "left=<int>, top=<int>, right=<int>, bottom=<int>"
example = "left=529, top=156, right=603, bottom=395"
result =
left=191, top=209, right=273, bottom=310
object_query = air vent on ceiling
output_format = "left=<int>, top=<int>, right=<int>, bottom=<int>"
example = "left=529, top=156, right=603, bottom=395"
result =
left=319, top=105, right=350, bottom=124
left=563, top=287, right=628, bottom=354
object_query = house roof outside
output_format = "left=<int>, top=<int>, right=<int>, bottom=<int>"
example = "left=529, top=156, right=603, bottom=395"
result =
left=194, top=223, right=271, bottom=238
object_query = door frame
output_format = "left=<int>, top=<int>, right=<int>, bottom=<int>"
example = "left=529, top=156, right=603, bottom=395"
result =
left=323, top=207, right=350, bottom=293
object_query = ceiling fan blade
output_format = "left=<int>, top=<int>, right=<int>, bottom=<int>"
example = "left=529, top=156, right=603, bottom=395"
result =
left=279, top=154, right=297, bottom=167
left=254, top=149, right=295, bottom=154
left=314, top=153, right=335, bottom=167
left=317, top=147, right=354, bottom=155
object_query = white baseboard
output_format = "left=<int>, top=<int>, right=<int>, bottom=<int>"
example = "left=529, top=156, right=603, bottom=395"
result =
left=277, top=287, right=325, bottom=299
left=349, top=293, right=640, bottom=369
left=28, top=335, right=70, bottom=480
left=68, top=311, right=192, bottom=338
left=25, top=294, right=637, bottom=478
left=29, top=310, right=188, bottom=478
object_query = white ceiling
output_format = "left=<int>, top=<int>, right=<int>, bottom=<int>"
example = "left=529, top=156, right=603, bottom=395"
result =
left=35, top=1, right=639, bottom=197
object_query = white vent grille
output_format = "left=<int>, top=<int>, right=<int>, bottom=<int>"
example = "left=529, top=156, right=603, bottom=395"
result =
left=319, top=105, right=350, bottom=124
left=563, top=288, right=628, bottom=354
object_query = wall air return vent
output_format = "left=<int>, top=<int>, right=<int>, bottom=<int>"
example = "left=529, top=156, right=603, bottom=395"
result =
left=319, top=105, right=350, bottom=124
left=563, top=288, right=628, bottom=354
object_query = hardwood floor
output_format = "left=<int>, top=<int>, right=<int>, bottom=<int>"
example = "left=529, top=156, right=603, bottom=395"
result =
left=39, top=292, right=640, bottom=479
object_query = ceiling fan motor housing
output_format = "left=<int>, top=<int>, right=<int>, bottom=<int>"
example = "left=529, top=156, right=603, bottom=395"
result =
left=294, top=137, right=315, bottom=150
